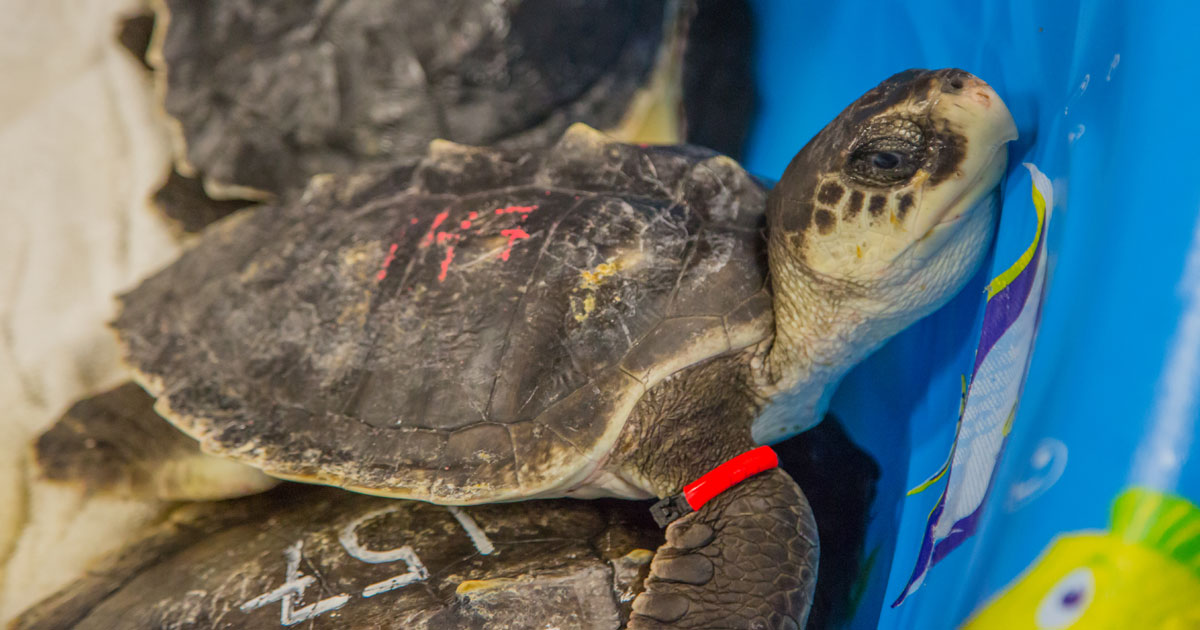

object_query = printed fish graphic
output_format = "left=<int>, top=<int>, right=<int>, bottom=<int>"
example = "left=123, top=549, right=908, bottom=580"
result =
left=960, top=488, right=1200, bottom=629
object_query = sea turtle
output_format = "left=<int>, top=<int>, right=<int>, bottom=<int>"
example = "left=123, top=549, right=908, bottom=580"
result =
left=111, top=69, right=1017, bottom=628
left=145, top=0, right=754, bottom=210
left=23, top=384, right=877, bottom=630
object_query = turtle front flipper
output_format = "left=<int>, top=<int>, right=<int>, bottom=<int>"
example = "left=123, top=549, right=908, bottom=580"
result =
left=34, top=382, right=278, bottom=501
left=630, top=467, right=819, bottom=629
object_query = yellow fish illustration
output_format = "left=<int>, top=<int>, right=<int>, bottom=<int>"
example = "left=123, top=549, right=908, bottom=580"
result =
left=961, top=488, right=1200, bottom=629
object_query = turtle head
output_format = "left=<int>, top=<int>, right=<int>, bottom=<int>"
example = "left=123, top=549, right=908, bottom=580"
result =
left=767, top=69, right=1016, bottom=317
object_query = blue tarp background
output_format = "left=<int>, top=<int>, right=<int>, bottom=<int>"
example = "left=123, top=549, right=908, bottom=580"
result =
left=744, top=1, right=1200, bottom=628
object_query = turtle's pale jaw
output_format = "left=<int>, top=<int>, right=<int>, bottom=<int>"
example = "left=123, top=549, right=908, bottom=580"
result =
left=751, top=194, right=995, bottom=445
left=911, top=146, right=1006, bottom=259
left=753, top=187, right=1000, bottom=444
left=904, top=78, right=1016, bottom=258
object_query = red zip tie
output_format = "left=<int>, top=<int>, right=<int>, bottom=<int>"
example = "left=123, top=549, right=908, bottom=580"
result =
left=683, top=445, right=779, bottom=510
left=649, top=445, right=779, bottom=527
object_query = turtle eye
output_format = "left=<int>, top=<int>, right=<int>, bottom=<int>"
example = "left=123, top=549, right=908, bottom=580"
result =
left=846, top=142, right=920, bottom=186
left=872, top=151, right=903, bottom=169
left=1035, top=567, right=1095, bottom=629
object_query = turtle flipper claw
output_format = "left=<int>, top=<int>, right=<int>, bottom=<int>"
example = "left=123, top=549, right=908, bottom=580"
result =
left=629, top=468, right=818, bottom=629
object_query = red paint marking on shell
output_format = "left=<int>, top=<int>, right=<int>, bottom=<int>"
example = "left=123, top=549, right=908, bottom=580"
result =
left=495, top=204, right=538, bottom=216
left=420, top=210, right=451, bottom=247
left=438, top=246, right=455, bottom=282
left=544, top=190, right=551, bottom=195
left=436, top=231, right=460, bottom=245
left=468, top=211, right=478, bottom=220
left=376, top=243, right=399, bottom=281
left=638, top=143, right=649, bottom=148
left=410, top=217, right=419, bottom=225
left=460, top=220, right=472, bottom=229
left=499, top=228, right=531, bottom=261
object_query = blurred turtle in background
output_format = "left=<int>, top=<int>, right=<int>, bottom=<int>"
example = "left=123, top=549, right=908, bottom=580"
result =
left=117, top=0, right=754, bottom=234
left=19, top=383, right=877, bottom=630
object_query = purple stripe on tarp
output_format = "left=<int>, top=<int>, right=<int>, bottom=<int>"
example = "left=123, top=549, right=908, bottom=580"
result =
left=892, top=207, right=1049, bottom=607
left=970, top=227, right=1047, bottom=376
left=893, top=469, right=952, bottom=606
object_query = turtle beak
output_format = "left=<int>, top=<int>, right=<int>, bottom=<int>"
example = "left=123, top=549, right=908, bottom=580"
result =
left=911, top=73, right=1017, bottom=241
left=935, top=73, right=1018, bottom=168
left=956, top=75, right=1019, bottom=148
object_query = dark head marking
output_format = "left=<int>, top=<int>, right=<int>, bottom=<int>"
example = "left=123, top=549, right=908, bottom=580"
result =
left=927, top=131, right=967, bottom=185
left=897, top=192, right=915, bottom=220
left=844, top=190, right=863, bottom=219
left=817, top=182, right=845, bottom=205
left=868, top=195, right=887, bottom=217
left=767, top=69, right=975, bottom=235
left=766, top=68, right=1014, bottom=280
left=780, top=194, right=813, bottom=233
left=814, top=209, right=835, bottom=234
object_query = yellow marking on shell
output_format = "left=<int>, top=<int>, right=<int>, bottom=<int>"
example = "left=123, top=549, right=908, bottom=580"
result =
left=855, top=245, right=863, bottom=259
left=622, top=548, right=655, bottom=564
left=341, top=242, right=373, bottom=266
left=579, top=260, right=622, bottom=289
left=335, top=292, right=371, bottom=327
left=572, top=295, right=598, bottom=323
left=456, top=579, right=506, bottom=595
left=573, top=258, right=623, bottom=322
left=338, top=241, right=383, bottom=285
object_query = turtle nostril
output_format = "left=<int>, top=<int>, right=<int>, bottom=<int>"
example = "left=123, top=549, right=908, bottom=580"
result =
left=940, top=70, right=972, bottom=93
